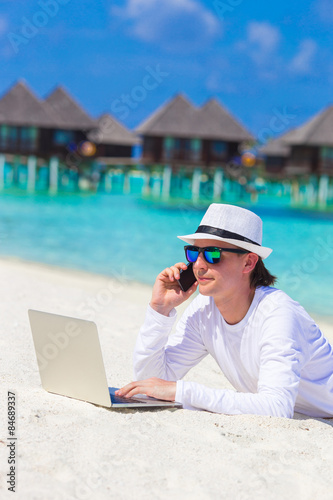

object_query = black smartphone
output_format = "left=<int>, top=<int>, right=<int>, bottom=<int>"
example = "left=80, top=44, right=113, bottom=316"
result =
left=177, top=263, right=196, bottom=292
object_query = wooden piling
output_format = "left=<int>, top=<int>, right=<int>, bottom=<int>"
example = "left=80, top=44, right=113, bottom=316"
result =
left=152, top=174, right=161, bottom=198
left=0, top=154, right=5, bottom=190
left=27, top=155, right=37, bottom=193
left=104, top=171, right=113, bottom=193
left=192, top=168, right=201, bottom=203
left=123, top=169, right=130, bottom=194
left=142, top=169, right=150, bottom=196
left=318, top=175, right=329, bottom=208
left=291, top=179, right=300, bottom=204
left=49, top=156, right=59, bottom=194
left=162, top=165, right=172, bottom=201
left=213, top=168, right=223, bottom=200
left=13, top=155, right=21, bottom=186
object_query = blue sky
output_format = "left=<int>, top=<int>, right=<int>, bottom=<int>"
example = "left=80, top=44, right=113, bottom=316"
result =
left=1, top=0, right=332, bottom=137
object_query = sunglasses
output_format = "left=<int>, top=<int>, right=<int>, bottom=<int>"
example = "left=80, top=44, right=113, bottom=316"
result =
left=184, top=245, right=248, bottom=264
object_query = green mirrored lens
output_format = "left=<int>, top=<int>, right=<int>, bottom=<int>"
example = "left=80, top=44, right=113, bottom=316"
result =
left=186, top=248, right=199, bottom=262
left=204, top=248, right=221, bottom=264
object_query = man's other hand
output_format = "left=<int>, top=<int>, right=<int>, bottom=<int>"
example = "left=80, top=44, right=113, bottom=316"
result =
left=115, top=377, right=177, bottom=401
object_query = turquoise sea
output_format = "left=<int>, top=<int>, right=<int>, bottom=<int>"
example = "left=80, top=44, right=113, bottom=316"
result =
left=0, top=192, right=332, bottom=317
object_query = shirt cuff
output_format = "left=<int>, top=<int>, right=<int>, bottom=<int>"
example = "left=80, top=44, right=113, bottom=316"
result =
left=175, top=380, right=202, bottom=411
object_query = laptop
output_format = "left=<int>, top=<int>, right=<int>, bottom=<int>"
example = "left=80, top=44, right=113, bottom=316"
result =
left=28, top=309, right=182, bottom=409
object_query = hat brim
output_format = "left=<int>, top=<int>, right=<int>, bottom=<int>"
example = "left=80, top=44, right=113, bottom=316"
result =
left=177, top=233, right=272, bottom=259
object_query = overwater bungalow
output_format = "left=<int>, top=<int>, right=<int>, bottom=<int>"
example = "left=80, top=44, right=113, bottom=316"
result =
left=88, top=113, right=139, bottom=161
left=43, top=84, right=96, bottom=158
left=0, top=81, right=66, bottom=157
left=260, top=132, right=292, bottom=176
left=0, top=81, right=138, bottom=164
left=136, top=94, right=254, bottom=169
left=262, top=106, right=333, bottom=177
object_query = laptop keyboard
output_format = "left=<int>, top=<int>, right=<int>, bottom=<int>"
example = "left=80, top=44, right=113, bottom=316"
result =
left=111, top=394, right=147, bottom=405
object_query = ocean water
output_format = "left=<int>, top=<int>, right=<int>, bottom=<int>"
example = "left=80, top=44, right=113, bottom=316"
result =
left=0, top=191, right=332, bottom=317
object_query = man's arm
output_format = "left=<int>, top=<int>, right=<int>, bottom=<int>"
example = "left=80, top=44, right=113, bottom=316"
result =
left=175, top=308, right=308, bottom=417
left=119, top=304, right=308, bottom=417
left=116, top=263, right=207, bottom=401
left=118, top=264, right=308, bottom=416
left=132, top=261, right=202, bottom=383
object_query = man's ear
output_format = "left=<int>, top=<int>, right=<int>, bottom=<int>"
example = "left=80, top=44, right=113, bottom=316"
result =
left=243, top=253, right=258, bottom=274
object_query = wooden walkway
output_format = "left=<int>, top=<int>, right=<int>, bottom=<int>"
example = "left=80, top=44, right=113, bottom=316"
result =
left=0, top=153, right=332, bottom=209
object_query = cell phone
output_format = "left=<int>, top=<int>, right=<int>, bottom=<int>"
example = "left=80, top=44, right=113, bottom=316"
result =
left=177, top=263, right=196, bottom=292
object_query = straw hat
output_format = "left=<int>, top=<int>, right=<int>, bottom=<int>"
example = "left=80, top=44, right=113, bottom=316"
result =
left=177, top=203, right=272, bottom=259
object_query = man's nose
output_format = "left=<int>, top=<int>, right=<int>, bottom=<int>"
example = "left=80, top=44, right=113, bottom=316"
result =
left=193, top=251, right=208, bottom=270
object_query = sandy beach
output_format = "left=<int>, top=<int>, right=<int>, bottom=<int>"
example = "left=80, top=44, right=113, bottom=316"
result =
left=1, top=257, right=333, bottom=500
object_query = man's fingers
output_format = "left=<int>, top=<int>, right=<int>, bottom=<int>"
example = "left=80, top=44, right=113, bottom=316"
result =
left=117, top=380, right=150, bottom=397
left=116, top=381, right=138, bottom=396
left=161, top=263, right=188, bottom=282
left=170, top=263, right=188, bottom=280
left=122, top=387, right=146, bottom=398
left=117, top=378, right=177, bottom=402
left=163, top=267, right=175, bottom=281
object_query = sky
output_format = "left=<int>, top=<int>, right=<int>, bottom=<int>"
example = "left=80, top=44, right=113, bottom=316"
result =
left=1, top=0, right=333, bottom=138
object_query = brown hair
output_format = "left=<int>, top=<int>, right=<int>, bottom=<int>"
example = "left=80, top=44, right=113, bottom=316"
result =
left=249, top=257, right=277, bottom=289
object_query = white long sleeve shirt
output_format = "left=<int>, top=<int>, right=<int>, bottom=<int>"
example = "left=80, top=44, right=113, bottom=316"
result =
left=133, top=286, right=333, bottom=418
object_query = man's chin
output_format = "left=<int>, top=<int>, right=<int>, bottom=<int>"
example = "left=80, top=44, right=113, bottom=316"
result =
left=198, top=281, right=214, bottom=295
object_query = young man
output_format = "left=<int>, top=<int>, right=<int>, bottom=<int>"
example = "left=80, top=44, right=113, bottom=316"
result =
left=117, top=204, right=333, bottom=418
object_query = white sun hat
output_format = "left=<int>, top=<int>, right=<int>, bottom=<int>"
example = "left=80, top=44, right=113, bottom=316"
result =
left=177, top=203, right=272, bottom=259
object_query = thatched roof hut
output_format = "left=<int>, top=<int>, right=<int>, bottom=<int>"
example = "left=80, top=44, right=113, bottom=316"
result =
left=45, top=86, right=95, bottom=130
left=0, top=80, right=61, bottom=128
left=88, top=113, right=139, bottom=146
left=0, top=81, right=138, bottom=161
left=283, top=106, right=333, bottom=147
left=261, top=106, right=333, bottom=176
left=136, top=94, right=253, bottom=142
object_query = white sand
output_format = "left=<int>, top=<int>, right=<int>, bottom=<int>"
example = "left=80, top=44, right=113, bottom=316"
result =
left=0, top=257, right=333, bottom=500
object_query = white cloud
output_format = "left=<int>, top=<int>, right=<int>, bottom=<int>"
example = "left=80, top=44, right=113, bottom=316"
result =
left=0, top=17, right=15, bottom=60
left=111, top=0, right=220, bottom=50
left=245, top=21, right=281, bottom=65
left=206, top=73, right=237, bottom=93
left=0, top=16, right=8, bottom=36
left=288, top=39, right=317, bottom=75
left=316, top=0, right=333, bottom=23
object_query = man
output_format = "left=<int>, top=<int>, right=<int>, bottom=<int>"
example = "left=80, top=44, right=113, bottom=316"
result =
left=117, top=204, right=333, bottom=418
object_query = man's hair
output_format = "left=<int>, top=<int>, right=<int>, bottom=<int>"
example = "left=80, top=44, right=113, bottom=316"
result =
left=250, top=257, right=277, bottom=288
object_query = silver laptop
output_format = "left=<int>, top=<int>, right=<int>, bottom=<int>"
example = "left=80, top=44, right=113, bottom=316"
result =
left=28, top=310, right=182, bottom=409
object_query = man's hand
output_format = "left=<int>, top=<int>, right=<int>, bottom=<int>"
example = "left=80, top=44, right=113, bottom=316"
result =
left=115, top=377, right=177, bottom=401
left=150, top=262, right=198, bottom=316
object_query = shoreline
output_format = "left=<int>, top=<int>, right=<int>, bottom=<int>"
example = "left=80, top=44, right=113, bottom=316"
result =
left=1, top=254, right=332, bottom=331
left=0, top=254, right=153, bottom=290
